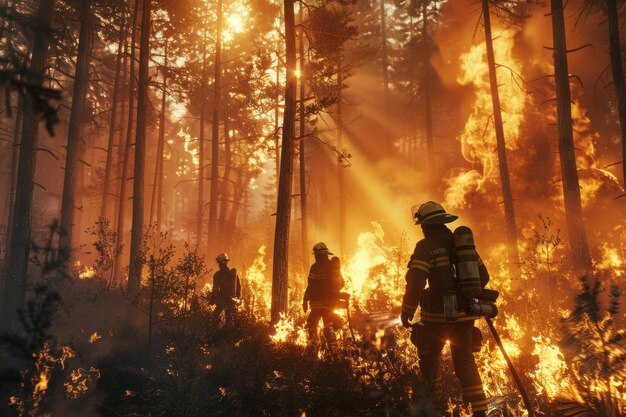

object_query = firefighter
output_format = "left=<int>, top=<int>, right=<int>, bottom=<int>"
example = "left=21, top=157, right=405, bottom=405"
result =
left=210, top=253, right=241, bottom=326
left=302, top=242, right=345, bottom=349
left=401, top=201, right=491, bottom=417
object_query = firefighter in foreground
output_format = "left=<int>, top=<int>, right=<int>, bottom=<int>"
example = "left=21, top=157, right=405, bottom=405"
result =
left=302, top=242, right=346, bottom=349
left=210, top=253, right=241, bottom=326
left=401, top=201, right=491, bottom=417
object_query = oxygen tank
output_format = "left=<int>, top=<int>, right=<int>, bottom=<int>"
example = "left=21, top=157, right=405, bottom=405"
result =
left=453, top=226, right=482, bottom=299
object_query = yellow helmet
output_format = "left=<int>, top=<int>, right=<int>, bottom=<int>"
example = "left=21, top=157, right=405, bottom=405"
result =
left=312, top=242, right=333, bottom=255
left=411, top=201, right=459, bottom=225
left=216, top=253, right=230, bottom=264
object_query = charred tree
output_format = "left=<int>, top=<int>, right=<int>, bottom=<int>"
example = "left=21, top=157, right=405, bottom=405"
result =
left=218, top=116, right=231, bottom=237
left=272, top=0, right=297, bottom=323
left=298, top=5, right=308, bottom=269
left=550, top=0, right=592, bottom=271
left=128, top=0, right=152, bottom=296
left=606, top=0, right=626, bottom=202
left=150, top=38, right=168, bottom=228
left=113, top=0, right=140, bottom=286
left=380, top=0, right=389, bottom=95
left=102, top=17, right=127, bottom=222
left=4, top=94, right=23, bottom=247
left=421, top=1, right=433, bottom=169
left=274, top=42, right=281, bottom=193
left=337, top=66, right=346, bottom=257
left=481, top=0, right=520, bottom=273
left=198, top=40, right=207, bottom=247
left=58, top=0, right=94, bottom=278
left=208, top=0, right=223, bottom=255
left=1, top=0, right=56, bottom=331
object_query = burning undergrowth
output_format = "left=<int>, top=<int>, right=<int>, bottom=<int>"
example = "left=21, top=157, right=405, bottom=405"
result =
left=1, top=219, right=624, bottom=417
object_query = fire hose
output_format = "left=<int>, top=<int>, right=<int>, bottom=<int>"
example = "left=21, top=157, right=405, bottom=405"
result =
left=484, top=316, right=535, bottom=417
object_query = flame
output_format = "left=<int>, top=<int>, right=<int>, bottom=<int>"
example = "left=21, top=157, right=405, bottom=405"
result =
left=75, top=261, right=96, bottom=280
left=343, top=222, right=404, bottom=311
left=88, top=332, right=101, bottom=344
left=529, top=336, right=570, bottom=399
left=597, top=242, right=623, bottom=275
left=445, top=28, right=526, bottom=209
left=270, top=314, right=307, bottom=346
left=242, top=245, right=272, bottom=318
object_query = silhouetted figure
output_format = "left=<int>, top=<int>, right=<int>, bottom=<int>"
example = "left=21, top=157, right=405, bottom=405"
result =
left=401, top=201, right=491, bottom=417
left=302, top=242, right=345, bottom=350
left=210, top=253, right=241, bottom=326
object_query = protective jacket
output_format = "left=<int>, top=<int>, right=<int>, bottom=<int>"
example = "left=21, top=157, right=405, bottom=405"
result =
left=211, top=266, right=241, bottom=305
left=401, top=226, right=490, bottom=322
left=303, top=257, right=344, bottom=309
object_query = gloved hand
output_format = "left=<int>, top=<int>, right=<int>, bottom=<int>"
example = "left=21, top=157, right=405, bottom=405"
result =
left=302, top=300, right=308, bottom=313
left=401, top=311, right=414, bottom=328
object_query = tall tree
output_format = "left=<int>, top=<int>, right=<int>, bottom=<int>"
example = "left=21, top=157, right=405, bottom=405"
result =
left=150, top=38, right=168, bottom=228
left=113, top=0, right=140, bottom=286
left=298, top=5, right=309, bottom=269
left=218, top=116, right=231, bottom=237
left=420, top=0, right=434, bottom=169
left=481, top=0, right=520, bottom=273
left=605, top=0, right=626, bottom=202
left=380, top=0, right=389, bottom=95
left=271, top=0, right=296, bottom=323
left=197, top=39, right=207, bottom=247
left=337, top=67, right=346, bottom=256
left=550, top=0, right=592, bottom=271
left=127, top=0, right=152, bottom=296
left=207, top=0, right=223, bottom=255
left=102, top=16, right=127, bottom=222
left=1, top=0, right=56, bottom=331
left=58, top=0, right=94, bottom=278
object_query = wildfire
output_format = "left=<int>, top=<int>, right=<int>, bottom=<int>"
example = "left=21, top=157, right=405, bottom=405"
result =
left=270, top=314, right=307, bottom=346
left=242, top=245, right=272, bottom=317
left=88, top=332, right=102, bottom=344
left=445, top=28, right=526, bottom=209
left=528, top=336, right=570, bottom=399
left=75, top=261, right=96, bottom=280
left=597, top=242, right=624, bottom=275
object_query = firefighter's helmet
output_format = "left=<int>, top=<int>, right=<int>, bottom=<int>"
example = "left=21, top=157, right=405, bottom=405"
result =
left=411, top=201, right=459, bottom=225
left=312, top=242, right=333, bottom=256
left=216, top=253, right=230, bottom=264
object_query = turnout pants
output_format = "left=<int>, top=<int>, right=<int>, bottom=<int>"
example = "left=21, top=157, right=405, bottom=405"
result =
left=306, top=308, right=342, bottom=348
left=413, top=320, right=487, bottom=416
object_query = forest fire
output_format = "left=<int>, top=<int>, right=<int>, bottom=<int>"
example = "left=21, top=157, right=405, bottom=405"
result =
left=0, top=0, right=624, bottom=416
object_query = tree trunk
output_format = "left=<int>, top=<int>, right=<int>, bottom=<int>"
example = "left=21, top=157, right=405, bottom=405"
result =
left=4, top=94, right=22, bottom=246
left=113, top=0, right=139, bottom=286
left=550, top=0, right=592, bottom=272
left=58, top=0, right=93, bottom=278
left=271, top=0, right=296, bottom=323
left=298, top=5, right=308, bottom=270
left=337, top=66, right=346, bottom=257
left=127, top=0, right=152, bottom=296
left=481, top=0, right=520, bottom=273
left=208, top=0, right=223, bottom=255
left=102, top=17, right=127, bottom=221
left=275, top=42, right=281, bottom=192
left=607, top=0, right=626, bottom=201
left=150, top=38, right=167, bottom=227
left=197, top=40, right=207, bottom=246
left=1, top=0, right=55, bottom=331
left=225, top=173, right=249, bottom=246
left=422, top=2, right=433, bottom=169
left=218, top=116, right=231, bottom=237
left=380, top=0, right=388, bottom=95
